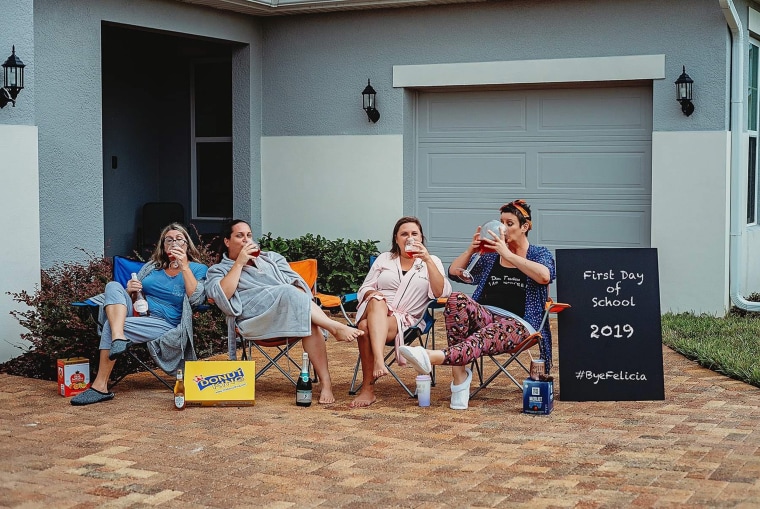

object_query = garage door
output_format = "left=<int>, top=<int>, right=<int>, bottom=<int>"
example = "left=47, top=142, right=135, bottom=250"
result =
left=416, top=85, right=653, bottom=267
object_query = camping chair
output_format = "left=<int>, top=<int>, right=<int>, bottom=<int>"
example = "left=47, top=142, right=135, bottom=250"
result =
left=72, top=255, right=180, bottom=391
left=136, top=202, right=185, bottom=256
left=469, top=298, right=570, bottom=399
left=234, top=259, right=327, bottom=386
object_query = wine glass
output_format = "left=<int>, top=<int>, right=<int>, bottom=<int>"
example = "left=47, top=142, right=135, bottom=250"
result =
left=248, top=240, right=261, bottom=257
left=459, top=219, right=506, bottom=283
left=404, top=237, right=420, bottom=256
left=166, top=239, right=187, bottom=269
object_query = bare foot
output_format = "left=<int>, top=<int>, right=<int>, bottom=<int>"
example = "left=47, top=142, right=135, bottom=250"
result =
left=319, top=387, right=336, bottom=404
left=334, top=323, right=364, bottom=342
left=349, top=390, right=377, bottom=408
left=371, top=363, right=389, bottom=384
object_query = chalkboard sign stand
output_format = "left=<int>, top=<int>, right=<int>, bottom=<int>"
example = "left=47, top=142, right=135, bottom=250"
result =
left=556, top=248, right=665, bottom=401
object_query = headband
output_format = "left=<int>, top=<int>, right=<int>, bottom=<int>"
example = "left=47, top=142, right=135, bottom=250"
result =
left=508, top=199, right=532, bottom=231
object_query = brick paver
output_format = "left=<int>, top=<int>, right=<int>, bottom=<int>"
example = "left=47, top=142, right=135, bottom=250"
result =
left=1, top=319, right=759, bottom=508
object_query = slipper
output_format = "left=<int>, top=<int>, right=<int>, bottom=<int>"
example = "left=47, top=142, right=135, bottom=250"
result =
left=108, top=339, right=130, bottom=360
left=70, top=387, right=115, bottom=406
left=399, top=345, right=432, bottom=375
left=450, top=367, right=473, bottom=410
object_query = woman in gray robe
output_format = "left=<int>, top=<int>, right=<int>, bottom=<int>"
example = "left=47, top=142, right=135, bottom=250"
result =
left=206, top=219, right=363, bottom=404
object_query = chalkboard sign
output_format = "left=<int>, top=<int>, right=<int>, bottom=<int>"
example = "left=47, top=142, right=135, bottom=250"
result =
left=556, top=248, right=664, bottom=401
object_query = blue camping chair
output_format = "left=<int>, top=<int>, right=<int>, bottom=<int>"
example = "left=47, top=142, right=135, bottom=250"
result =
left=72, top=256, right=179, bottom=391
left=340, top=256, right=442, bottom=398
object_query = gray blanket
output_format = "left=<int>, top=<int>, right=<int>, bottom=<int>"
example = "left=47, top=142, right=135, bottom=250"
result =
left=206, top=252, right=312, bottom=360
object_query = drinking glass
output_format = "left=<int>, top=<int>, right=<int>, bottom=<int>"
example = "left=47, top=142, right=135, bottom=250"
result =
left=459, top=219, right=506, bottom=283
left=404, top=237, right=420, bottom=256
left=166, top=239, right=187, bottom=269
left=249, top=240, right=261, bottom=257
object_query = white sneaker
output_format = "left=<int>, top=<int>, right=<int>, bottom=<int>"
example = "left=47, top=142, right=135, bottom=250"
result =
left=399, top=345, right=432, bottom=374
left=449, top=367, right=472, bottom=410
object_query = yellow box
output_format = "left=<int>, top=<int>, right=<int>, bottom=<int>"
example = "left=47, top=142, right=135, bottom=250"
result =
left=57, top=358, right=90, bottom=397
left=184, top=360, right=255, bottom=407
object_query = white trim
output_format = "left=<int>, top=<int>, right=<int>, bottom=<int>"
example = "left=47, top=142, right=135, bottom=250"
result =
left=393, top=55, right=666, bottom=88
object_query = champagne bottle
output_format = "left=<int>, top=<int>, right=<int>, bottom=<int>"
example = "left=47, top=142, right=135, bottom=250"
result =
left=131, top=272, right=149, bottom=317
left=296, top=352, right=312, bottom=407
left=174, top=368, right=186, bottom=410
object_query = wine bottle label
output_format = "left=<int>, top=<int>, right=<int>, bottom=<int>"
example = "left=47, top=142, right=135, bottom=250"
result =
left=134, top=299, right=149, bottom=313
left=174, top=395, right=185, bottom=408
left=296, top=390, right=312, bottom=403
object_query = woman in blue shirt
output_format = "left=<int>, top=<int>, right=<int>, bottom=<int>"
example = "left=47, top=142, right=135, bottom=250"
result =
left=72, top=223, right=208, bottom=405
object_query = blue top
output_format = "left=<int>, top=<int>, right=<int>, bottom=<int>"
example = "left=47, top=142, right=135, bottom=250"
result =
left=143, top=261, right=208, bottom=327
left=449, top=245, right=556, bottom=370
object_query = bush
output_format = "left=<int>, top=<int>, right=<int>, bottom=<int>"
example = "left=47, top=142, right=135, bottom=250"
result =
left=258, top=233, right=379, bottom=295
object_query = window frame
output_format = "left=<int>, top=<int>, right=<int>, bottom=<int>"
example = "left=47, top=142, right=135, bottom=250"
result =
left=747, top=40, right=760, bottom=225
left=190, top=57, right=233, bottom=221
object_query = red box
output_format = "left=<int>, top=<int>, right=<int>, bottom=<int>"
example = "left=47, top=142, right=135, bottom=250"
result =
left=57, top=358, right=90, bottom=397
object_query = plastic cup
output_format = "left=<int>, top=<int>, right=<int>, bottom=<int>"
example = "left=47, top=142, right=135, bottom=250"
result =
left=416, top=374, right=431, bottom=407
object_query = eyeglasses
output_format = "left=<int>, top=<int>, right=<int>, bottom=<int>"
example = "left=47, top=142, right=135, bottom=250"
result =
left=164, top=238, right=187, bottom=246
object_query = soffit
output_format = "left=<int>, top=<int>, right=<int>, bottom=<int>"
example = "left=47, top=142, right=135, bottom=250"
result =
left=175, top=0, right=486, bottom=16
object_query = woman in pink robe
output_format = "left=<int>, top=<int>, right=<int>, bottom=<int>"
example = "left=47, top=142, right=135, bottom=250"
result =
left=350, top=217, right=451, bottom=408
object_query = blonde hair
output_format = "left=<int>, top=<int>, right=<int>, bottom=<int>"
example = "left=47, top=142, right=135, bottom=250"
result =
left=149, top=223, right=201, bottom=269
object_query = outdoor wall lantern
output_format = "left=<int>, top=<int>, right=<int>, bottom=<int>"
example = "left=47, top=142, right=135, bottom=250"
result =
left=362, top=79, right=380, bottom=123
left=0, top=46, right=25, bottom=109
left=674, top=65, right=694, bottom=117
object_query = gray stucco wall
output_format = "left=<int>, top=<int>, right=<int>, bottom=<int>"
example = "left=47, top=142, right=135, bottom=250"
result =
left=34, top=0, right=262, bottom=266
left=1, top=1, right=34, bottom=125
left=261, top=0, right=729, bottom=136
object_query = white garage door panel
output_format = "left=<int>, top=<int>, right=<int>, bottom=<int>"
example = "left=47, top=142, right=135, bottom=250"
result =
left=427, top=96, right=527, bottom=133
left=422, top=150, right=527, bottom=187
left=538, top=150, right=650, bottom=190
left=539, top=94, right=651, bottom=132
left=416, top=85, right=653, bottom=265
left=539, top=209, right=649, bottom=246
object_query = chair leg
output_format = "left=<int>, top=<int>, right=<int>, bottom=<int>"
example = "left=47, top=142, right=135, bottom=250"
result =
left=122, top=350, right=173, bottom=391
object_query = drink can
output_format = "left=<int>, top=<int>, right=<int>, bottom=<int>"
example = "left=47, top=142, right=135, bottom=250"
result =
left=529, top=359, right=545, bottom=381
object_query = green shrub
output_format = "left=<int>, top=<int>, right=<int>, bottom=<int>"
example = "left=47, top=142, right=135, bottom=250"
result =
left=258, top=233, right=379, bottom=295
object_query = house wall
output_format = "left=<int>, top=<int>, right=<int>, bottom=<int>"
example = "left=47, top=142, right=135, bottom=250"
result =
left=34, top=0, right=262, bottom=266
left=0, top=3, right=38, bottom=362
left=259, top=0, right=736, bottom=313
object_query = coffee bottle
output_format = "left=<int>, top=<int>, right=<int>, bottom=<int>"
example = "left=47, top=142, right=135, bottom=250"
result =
left=296, top=352, right=312, bottom=407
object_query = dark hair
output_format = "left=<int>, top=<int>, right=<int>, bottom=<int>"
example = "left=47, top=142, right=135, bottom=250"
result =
left=500, top=200, right=533, bottom=234
left=219, top=219, right=251, bottom=257
left=149, top=223, right=201, bottom=269
left=390, top=216, right=425, bottom=257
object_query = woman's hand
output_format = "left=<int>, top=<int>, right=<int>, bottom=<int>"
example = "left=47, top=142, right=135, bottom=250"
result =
left=235, top=242, right=259, bottom=267
left=481, top=228, right=509, bottom=258
left=167, top=245, right=188, bottom=268
left=126, top=278, right=142, bottom=295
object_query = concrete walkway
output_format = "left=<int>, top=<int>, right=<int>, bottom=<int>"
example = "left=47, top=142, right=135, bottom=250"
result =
left=1, top=323, right=759, bottom=508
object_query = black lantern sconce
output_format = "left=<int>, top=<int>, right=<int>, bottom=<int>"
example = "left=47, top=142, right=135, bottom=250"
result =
left=674, top=65, right=694, bottom=117
left=362, top=79, right=380, bottom=123
left=0, top=46, right=25, bottom=109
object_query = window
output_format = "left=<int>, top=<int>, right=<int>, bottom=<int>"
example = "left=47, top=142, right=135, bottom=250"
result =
left=191, top=59, right=232, bottom=219
left=747, top=42, right=759, bottom=224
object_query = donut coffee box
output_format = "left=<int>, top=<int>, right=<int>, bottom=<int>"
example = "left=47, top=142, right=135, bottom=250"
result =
left=184, top=360, right=256, bottom=407
left=57, top=357, right=91, bottom=397
left=522, top=378, right=554, bottom=415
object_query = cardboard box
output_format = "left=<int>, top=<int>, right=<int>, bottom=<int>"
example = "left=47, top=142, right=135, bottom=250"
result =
left=184, top=360, right=255, bottom=407
left=522, top=379, right=554, bottom=415
left=57, top=358, right=91, bottom=397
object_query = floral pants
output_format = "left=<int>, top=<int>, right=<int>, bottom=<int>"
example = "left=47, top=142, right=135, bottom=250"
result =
left=441, top=292, right=531, bottom=366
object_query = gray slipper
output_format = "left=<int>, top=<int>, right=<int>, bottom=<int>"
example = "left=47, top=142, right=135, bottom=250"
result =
left=108, top=339, right=130, bottom=360
left=70, top=388, right=115, bottom=406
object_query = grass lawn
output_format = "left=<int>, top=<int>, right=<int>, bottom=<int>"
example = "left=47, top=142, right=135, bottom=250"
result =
left=662, top=311, right=760, bottom=388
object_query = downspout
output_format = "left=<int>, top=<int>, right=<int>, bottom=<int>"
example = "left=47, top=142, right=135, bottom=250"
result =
left=720, top=0, right=760, bottom=311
